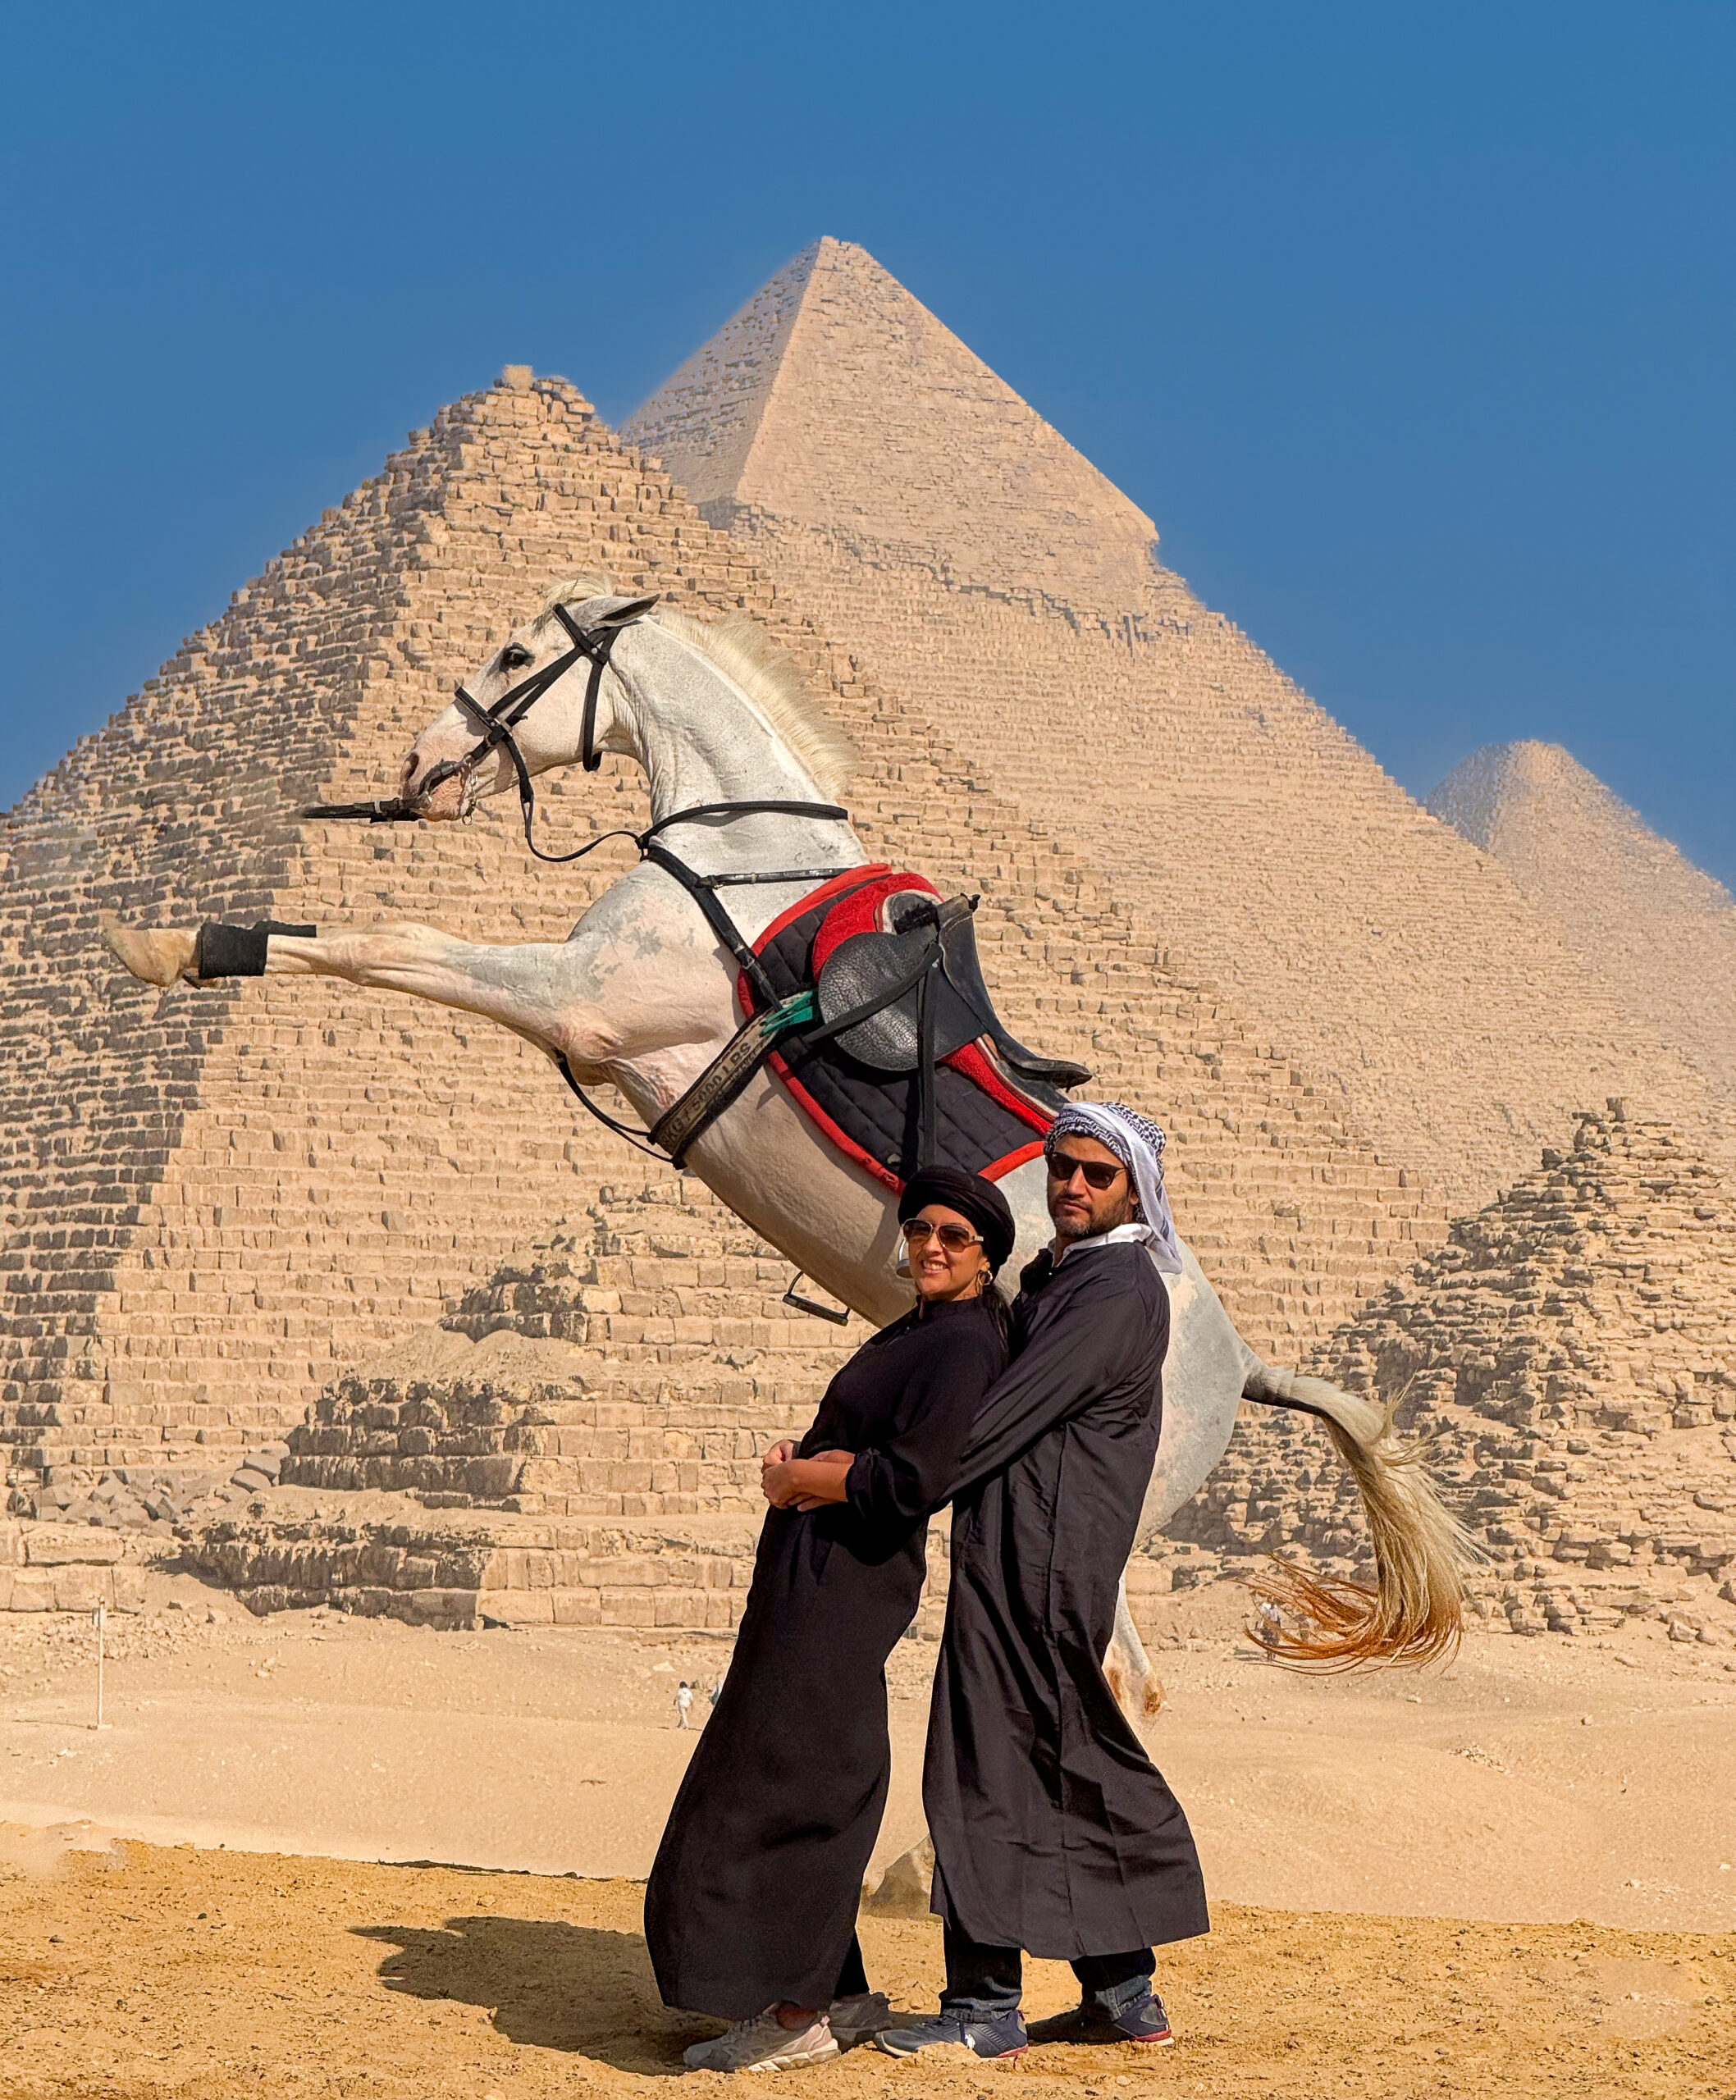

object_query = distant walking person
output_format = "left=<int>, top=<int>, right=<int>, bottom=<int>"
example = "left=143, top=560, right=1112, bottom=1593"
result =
left=673, top=1681, right=694, bottom=1730
left=645, top=1168, right=1016, bottom=2075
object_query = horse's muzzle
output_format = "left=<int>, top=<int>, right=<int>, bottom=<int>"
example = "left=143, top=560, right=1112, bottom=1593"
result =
left=304, top=756, right=475, bottom=826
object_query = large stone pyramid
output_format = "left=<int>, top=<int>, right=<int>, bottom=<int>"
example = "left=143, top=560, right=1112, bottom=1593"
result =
left=0, top=371, right=774, bottom=1486
left=1429, top=741, right=1736, bottom=1096
left=1, top=370, right=1447, bottom=1500
left=1166, top=1107, right=1736, bottom=1646
left=625, top=240, right=1733, bottom=1210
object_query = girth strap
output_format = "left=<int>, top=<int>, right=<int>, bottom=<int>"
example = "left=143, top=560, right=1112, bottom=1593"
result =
left=649, top=989, right=818, bottom=1164
left=646, top=910, right=960, bottom=1167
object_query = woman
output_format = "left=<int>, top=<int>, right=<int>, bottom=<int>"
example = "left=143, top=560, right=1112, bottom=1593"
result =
left=645, top=1166, right=1017, bottom=2075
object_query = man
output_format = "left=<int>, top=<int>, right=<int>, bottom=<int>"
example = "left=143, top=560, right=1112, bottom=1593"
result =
left=877, top=1101, right=1208, bottom=2061
left=674, top=1680, right=694, bottom=1731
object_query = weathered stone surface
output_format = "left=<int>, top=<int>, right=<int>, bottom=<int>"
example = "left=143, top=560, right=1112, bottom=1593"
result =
left=1430, top=742, right=1735, bottom=1099
left=1163, top=1109, right=1736, bottom=1640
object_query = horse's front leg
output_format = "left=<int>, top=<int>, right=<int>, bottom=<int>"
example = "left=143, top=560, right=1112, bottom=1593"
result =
left=103, top=915, right=624, bottom=1066
left=102, top=906, right=724, bottom=1080
left=263, top=923, right=605, bottom=1058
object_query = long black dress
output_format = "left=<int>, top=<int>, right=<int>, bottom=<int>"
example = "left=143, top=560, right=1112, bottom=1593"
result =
left=924, top=1240, right=1209, bottom=1959
left=645, top=1295, right=1007, bottom=2018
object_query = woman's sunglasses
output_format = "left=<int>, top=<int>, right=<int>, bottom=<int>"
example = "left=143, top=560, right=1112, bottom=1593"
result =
left=901, top=1220, right=984, bottom=1253
left=1046, top=1150, right=1125, bottom=1191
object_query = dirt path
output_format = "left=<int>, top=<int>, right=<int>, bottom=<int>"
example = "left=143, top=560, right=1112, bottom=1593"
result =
left=2, top=1580, right=1734, bottom=1929
left=0, top=1839, right=1730, bottom=2100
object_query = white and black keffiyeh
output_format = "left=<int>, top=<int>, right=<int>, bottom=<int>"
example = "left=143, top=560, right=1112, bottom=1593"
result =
left=1044, top=1099, right=1184, bottom=1276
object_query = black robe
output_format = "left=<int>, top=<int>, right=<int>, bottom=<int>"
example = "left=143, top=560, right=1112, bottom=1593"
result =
left=645, top=1295, right=1007, bottom=2018
left=924, top=1239, right=1209, bottom=1959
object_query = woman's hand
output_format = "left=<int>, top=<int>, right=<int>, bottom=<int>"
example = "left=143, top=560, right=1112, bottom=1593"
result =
left=761, top=1459, right=806, bottom=1509
left=762, top=1440, right=797, bottom=1468
left=761, top=1451, right=857, bottom=1511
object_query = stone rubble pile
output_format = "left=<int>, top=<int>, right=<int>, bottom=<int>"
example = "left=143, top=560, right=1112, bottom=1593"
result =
left=1160, top=1107, right=1736, bottom=1646
left=11, top=1444, right=290, bottom=1534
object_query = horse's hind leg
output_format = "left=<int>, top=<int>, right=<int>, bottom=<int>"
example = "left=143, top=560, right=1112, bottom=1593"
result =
left=1104, top=1577, right=1165, bottom=1719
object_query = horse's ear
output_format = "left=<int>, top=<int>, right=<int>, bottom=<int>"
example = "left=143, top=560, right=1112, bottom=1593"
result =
left=596, top=593, right=660, bottom=628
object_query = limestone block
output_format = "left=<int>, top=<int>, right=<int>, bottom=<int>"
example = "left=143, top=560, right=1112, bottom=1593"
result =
left=25, top=1526, right=126, bottom=1566
left=550, top=1589, right=602, bottom=1627
left=50, top=1565, right=112, bottom=1610
left=600, top=1591, right=656, bottom=1628
left=406, top=1589, right=477, bottom=1627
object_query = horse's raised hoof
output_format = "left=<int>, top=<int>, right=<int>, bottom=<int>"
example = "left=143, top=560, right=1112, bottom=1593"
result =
left=100, top=915, right=197, bottom=987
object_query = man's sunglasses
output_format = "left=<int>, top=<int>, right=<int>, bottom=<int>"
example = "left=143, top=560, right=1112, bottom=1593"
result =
left=901, top=1220, right=984, bottom=1253
left=1046, top=1150, right=1125, bottom=1191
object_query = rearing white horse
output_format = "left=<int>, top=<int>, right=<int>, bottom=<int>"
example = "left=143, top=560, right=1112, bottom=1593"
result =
left=105, top=578, right=1473, bottom=1686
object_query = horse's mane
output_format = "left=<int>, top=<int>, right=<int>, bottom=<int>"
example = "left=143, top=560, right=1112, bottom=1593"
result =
left=535, top=578, right=857, bottom=799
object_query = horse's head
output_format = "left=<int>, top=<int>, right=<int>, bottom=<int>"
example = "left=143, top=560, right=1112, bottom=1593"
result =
left=398, top=578, right=659, bottom=819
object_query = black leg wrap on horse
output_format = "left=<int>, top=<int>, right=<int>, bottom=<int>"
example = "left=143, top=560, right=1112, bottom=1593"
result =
left=194, top=920, right=316, bottom=979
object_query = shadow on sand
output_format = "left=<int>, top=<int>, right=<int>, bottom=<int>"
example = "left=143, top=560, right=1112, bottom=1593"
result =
left=356, top=1915, right=709, bottom=2075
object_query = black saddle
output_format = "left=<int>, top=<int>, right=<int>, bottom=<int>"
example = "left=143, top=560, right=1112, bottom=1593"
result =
left=646, top=870, right=1091, bottom=1181
left=817, top=892, right=1091, bottom=1092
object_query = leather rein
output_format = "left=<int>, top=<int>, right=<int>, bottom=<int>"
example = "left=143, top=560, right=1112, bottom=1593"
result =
left=301, top=603, right=855, bottom=1157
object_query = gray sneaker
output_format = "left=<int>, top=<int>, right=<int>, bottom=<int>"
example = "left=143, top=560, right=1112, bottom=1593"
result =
left=682, top=2006, right=839, bottom=2073
left=874, top=2008, right=1029, bottom=2060
left=829, top=1991, right=894, bottom=2047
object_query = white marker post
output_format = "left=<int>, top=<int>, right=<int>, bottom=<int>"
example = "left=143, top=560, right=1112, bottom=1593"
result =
left=91, top=1603, right=108, bottom=1731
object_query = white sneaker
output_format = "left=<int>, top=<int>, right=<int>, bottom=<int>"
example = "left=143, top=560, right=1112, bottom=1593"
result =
left=829, top=1991, right=894, bottom=2047
left=683, top=2006, right=839, bottom=2073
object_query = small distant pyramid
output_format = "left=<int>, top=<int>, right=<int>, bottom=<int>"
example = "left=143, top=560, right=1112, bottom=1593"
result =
left=1169, top=1107, right=1736, bottom=1641
left=626, top=236, right=1159, bottom=609
left=1429, top=742, right=1736, bottom=1095
left=280, top=1176, right=859, bottom=1515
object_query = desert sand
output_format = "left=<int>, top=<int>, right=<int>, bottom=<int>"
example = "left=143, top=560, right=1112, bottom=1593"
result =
left=2, top=1577, right=1734, bottom=2096
left=2, top=1843, right=1731, bottom=2100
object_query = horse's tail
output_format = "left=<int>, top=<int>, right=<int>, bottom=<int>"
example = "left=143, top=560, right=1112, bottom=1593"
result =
left=1239, top=1361, right=1478, bottom=1669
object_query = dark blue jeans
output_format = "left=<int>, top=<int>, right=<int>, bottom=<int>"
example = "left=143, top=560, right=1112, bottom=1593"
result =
left=939, top=1921, right=1155, bottom=2020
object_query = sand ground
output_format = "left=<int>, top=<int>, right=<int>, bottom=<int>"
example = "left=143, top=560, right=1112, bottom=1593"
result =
left=0, top=1842, right=1731, bottom=2100
left=1, top=1577, right=1734, bottom=2097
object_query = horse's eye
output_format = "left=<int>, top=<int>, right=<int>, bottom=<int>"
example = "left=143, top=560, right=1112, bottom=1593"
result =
left=500, top=645, right=532, bottom=672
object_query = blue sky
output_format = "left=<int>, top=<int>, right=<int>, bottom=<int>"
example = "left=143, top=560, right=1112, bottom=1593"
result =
left=3, top=2, right=1731, bottom=883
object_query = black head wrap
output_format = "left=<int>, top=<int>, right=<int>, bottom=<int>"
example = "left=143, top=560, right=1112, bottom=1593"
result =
left=898, top=1166, right=1017, bottom=1274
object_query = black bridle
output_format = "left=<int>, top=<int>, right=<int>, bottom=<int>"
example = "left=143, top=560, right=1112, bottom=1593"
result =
left=307, top=602, right=637, bottom=863
left=303, top=600, right=857, bottom=1153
